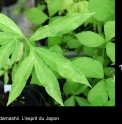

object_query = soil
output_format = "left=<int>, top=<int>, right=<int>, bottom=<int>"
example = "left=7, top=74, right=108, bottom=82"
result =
left=0, top=90, right=39, bottom=106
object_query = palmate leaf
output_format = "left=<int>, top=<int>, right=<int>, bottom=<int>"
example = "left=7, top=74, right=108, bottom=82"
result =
left=34, top=47, right=91, bottom=87
left=34, top=57, right=63, bottom=106
left=0, top=13, right=24, bottom=37
left=0, top=40, right=15, bottom=69
left=29, top=12, right=94, bottom=41
left=7, top=51, right=35, bottom=106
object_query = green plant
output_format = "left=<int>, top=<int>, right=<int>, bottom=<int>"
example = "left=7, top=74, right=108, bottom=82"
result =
left=0, top=0, right=115, bottom=106
left=0, top=11, right=94, bottom=106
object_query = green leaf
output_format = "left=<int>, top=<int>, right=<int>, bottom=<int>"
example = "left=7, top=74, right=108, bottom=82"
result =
left=30, top=71, right=42, bottom=86
left=89, top=0, right=115, bottom=21
left=47, top=0, right=62, bottom=17
left=34, top=47, right=91, bottom=87
left=0, top=70, right=4, bottom=76
left=63, top=80, right=79, bottom=95
left=104, top=67, right=114, bottom=77
left=88, top=80, right=108, bottom=106
left=106, top=42, right=115, bottom=63
left=94, top=56, right=104, bottom=65
left=0, top=13, right=24, bottom=37
left=72, top=57, right=104, bottom=78
left=104, top=100, right=115, bottom=106
left=30, top=12, right=94, bottom=41
left=0, top=32, right=20, bottom=45
left=49, top=45, right=63, bottom=55
left=25, top=7, right=48, bottom=25
left=4, top=72, right=9, bottom=84
left=76, top=31, right=105, bottom=47
left=105, top=78, right=115, bottom=101
left=75, top=96, right=91, bottom=106
left=7, top=51, right=35, bottom=106
left=10, top=40, right=21, bottom=66
left=75, top=85, right=88, bottom=95
left=0, top=41, right=15, bottom=69
left=12, top=63, right=18, bottom=82
left=48, top=36, right=62, bottom=46
left=67, top=38, right=81, bottom=49
left=34, top=57, right=63, bottom=106
left=64, top=96, right=75, bottom=106
left=83, top=46, right=97, bottom=57
left=104, top=21, right=115, bottom=42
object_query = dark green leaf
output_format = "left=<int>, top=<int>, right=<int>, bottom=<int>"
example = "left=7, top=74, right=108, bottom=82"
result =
left=64, top=96, right=75, bottom=106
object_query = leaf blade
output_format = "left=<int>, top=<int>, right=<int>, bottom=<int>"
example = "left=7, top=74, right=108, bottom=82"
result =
left=7, top=51, right=35, bottom=106
left=34, top=57, right=63, bottom=106
left=0, top=13, right=24, bottom=37
left=76, top=31, right=105, bottom=47
left=30, top=12, right=94, bottom=41
left=0, top=40, right=15, bottom=69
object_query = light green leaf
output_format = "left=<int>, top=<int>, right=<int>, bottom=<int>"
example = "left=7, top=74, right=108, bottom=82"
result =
left=49, top=45, right=63, bottom=55
left=64, top=96, right=75, bottom=106
left=76, top=31, right=105, bottom=47
left=34, top=47, right=91, bottom=87
left=0, top=40, right=15, bottom=69
left=72, top=57, right=104, bottom=78
left=104, top=21, right=115, bottom=42
left=75, top=96, right=91, bottom=106
left=25, top=7, right=48, bottom=25
left=105, top=78, right=115, bottom=101
left=0, top=70, right=4, bottom=76
left=0, top=32, right=20, bottom=45
left=0, top=13, right=24, bottom=37
left=34, top=57, right=63, bottom=106
left=7, top=51, right=35, bottom=105
left=106, top=42, right=115, bottom=63
left=88, top=80, right=108, bottom=106
left=4, top=72, right=9, bottom=84
left=63, top=80, right=79, bottom=95
left=104, top=100, right=115, bottom=106
left=10, top=40, right=21, bottom=66
left=47, top=0, right=62, bottom=17
left=89, top=0, right=115, bottom=21
left=30, top=12, right=94, bottom=41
